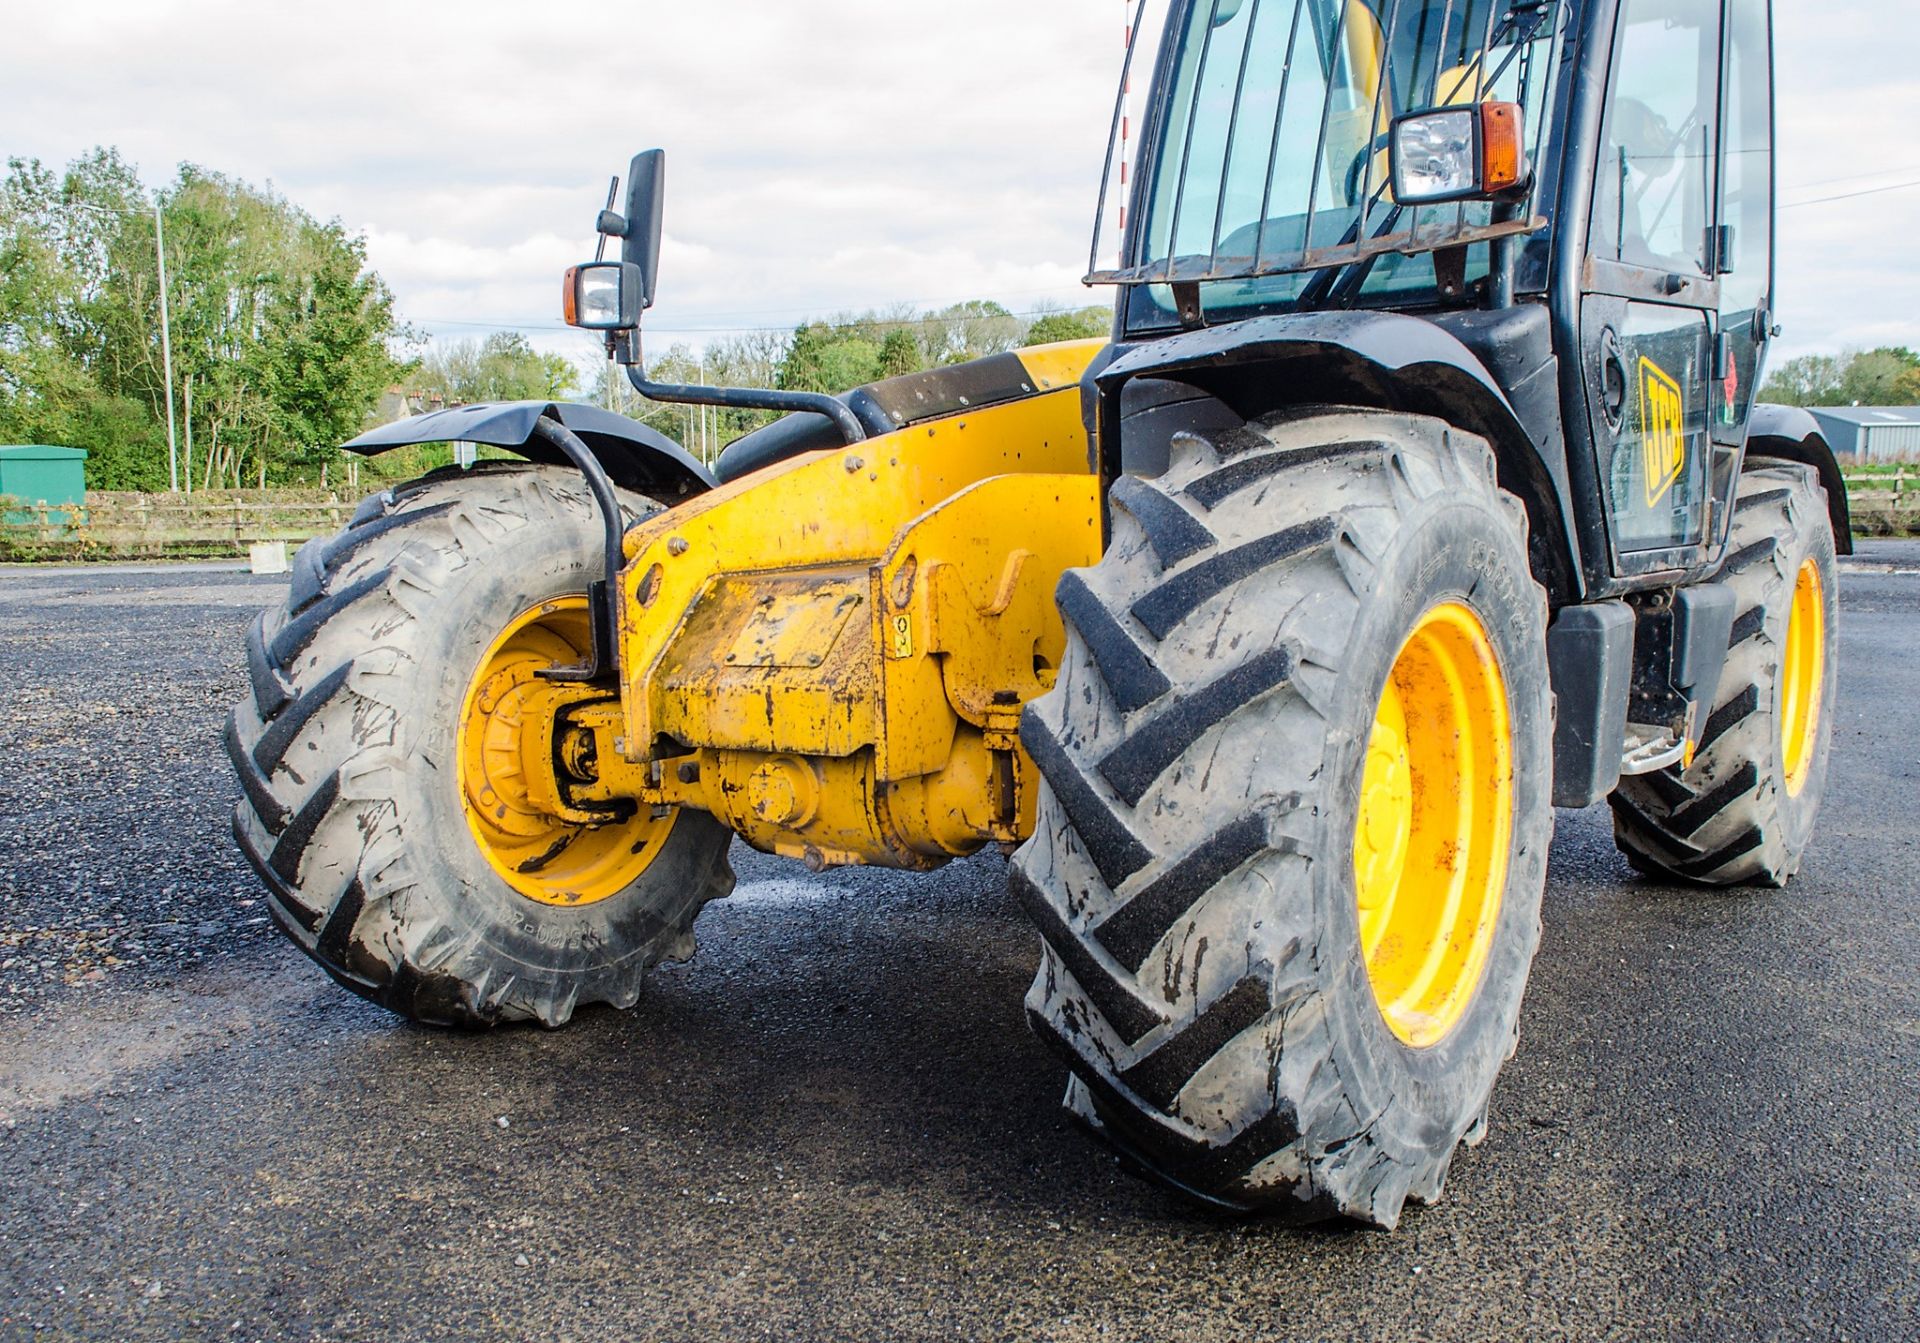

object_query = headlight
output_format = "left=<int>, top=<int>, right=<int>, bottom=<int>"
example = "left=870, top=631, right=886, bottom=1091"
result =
left=1389, top=102, right=1527, bottom=206
left=562, top=261, right=641, bottom=330
left=1391, top=110, right=1479, bottom=204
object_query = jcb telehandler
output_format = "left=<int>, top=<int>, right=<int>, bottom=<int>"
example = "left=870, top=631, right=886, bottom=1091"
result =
left=229, top=0, right=1846, bottom=1227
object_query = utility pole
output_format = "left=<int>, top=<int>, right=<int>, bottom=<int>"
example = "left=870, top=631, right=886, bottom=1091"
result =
left=183, top=373, right=194, bottom=495
left=154, top=201, right=180, bottom=493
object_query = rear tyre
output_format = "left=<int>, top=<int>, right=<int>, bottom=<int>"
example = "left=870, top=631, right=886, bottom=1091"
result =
left=226, top=462, right=735, bottom=1027
left=1013, top=408, right=1552, bottom=1227
left=1610, top=464, right=1838, bottom=886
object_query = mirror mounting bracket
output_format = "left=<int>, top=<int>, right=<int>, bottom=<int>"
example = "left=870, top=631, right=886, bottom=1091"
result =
left=529, top=415, right=625, bottom=685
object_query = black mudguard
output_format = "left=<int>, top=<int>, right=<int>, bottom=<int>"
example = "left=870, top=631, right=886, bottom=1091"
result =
left=1744, top=403, right=1854, bottom=554
left=1097, top=308, right=1583, bottom=604
left=342, top=400, right=715, bottom=503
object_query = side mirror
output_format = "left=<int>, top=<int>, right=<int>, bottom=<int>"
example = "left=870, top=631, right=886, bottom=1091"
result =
left=622, top=149, right=666, bottom=311
left=561, top=149, right=666, bottom=334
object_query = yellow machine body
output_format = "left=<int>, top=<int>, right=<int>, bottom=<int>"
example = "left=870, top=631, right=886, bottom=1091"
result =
left=565, top=339, right=1106, bottom=871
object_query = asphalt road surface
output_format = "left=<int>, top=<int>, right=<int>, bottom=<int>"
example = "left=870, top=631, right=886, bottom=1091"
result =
left=1, top=548, right=1916, bottom=1342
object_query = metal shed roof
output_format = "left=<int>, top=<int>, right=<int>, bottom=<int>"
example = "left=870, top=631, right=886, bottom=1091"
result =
left=1804, top=406, right=1920, bottom=427
left=0, top=445, right=88, bottom=460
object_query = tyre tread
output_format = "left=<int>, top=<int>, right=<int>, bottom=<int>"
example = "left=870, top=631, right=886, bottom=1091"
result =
left=1609, top=464, right=1835, bottom=887
left=1109, top=474, right=1217, bottom=570
left=1014, top=410, right=1551, bottom=1227
left=226, top=463, right=731, bottom=1028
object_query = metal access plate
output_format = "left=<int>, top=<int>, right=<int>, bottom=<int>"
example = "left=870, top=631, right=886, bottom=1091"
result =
left=719, top=573, right=867, bottom=670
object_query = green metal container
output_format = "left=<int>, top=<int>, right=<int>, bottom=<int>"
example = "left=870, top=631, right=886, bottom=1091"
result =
left=0, top=445, right=89, bottom=526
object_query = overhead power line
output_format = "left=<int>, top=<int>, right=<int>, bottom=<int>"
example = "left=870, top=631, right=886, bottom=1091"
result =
left=1783, top=162, right=1920, bottom=192
left=413, top=304, right=1105, bottom=338
left=1781, top=177, right=1920, bottom=209
left=626, top=285, right=1098, bottom=324
left=425, top=177, right=1920, bottom=336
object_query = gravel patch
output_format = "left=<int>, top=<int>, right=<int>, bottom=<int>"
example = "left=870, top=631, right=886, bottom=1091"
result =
left=0, top=567, right=289, bottom=1014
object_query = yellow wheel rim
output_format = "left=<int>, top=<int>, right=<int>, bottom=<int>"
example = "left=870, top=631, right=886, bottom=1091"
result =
left=1780, top=557, right=1826, bottom=798
left=457, top=596, right=675, bottom=906
left=1353, top=602, right=1514, bottom=1049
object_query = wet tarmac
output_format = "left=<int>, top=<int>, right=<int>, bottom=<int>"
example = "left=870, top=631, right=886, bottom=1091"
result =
left=1, top=551, right=1915, bottom=1341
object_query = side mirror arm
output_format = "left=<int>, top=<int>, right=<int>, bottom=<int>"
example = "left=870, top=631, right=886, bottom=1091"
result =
left=617, top=342, right=869, bottom=446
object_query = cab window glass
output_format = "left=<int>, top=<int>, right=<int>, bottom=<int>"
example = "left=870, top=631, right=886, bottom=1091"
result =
left=1717, top=0, right=1772, bottom=430
left=1721, top=1, right=1771, bottom=313
left=1124, top=0, right=1565, bottom=328
left=1146, top=0, right=1368, bottom=269
left=1591, top=0, right=1720, bottom=274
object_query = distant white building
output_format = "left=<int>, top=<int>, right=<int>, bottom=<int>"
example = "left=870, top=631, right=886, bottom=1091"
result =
left=1805, top=406, right=1920, bottom=461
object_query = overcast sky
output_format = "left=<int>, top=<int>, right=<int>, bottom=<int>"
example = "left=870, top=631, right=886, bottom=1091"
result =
left=6, top=0, right=1917, bottom=372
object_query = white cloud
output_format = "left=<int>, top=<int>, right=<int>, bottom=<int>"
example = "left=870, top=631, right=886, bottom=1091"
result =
left=4, top=0, right=1123, bottom=366
left=6, top=0, right=1917, bottom=373
left=1769, top=2, right=1920, bottom=361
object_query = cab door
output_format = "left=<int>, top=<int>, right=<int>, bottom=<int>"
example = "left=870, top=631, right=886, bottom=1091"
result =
left=1579, top=0, right=1723, bottom=578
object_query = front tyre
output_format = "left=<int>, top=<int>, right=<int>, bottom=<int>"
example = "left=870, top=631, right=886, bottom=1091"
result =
left=1611, top=464, right=1839, bottom=886
left=1013, top=409, right=1552, bottom=1227
left=226, top=462, right=735, bottom=1027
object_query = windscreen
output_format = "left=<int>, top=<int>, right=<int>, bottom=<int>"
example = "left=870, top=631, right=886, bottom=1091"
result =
left=1089, top=0, right=1567, bottom=315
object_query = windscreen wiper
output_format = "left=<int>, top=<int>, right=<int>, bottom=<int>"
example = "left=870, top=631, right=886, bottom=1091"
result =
left=1297, top=190, right=1402, bottom=310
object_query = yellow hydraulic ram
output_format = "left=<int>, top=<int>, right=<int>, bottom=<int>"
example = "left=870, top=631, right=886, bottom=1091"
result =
left=555, top=339, right=1105, bottom=871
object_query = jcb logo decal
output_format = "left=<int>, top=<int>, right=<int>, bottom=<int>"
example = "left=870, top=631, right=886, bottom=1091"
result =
left=1639, top=356, right=1685, bottom=508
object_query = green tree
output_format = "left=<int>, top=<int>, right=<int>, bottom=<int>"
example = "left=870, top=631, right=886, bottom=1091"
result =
left=1760, top=347, right=1920, bottom=408
left=2, top=149, right=410, bottom=489
left=417, top=332, right=576, bottom=406
left=64, top=393, right=171, bottom=492
left=777, top=322, right=882, bottom=394
left=1758, top=354, right=1843, bottom=406
left=1837, top=347, right=1920, bottom=405
left=263, top=222, right=407, bottom=476
left=920, top=299, right=1023, bottom=364
left=86, top=167, right=291, bottom=486
left=877, top=327, right=922, bottom=378
left=0, top=152, right=145, bottom=473
left=1024, top=306, right=1112, bottom=345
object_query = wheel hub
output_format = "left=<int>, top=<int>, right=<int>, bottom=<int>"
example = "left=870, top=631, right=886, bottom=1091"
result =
left=1780, top=556, right=1825, bottom=798
left=457, top=597, right=676, bottom=907
left=1354, top=693, right=1414, bottom=910
left=1354, top=602, right=1514, bottom=1048
left=465, top=665, right=551, bottom=839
